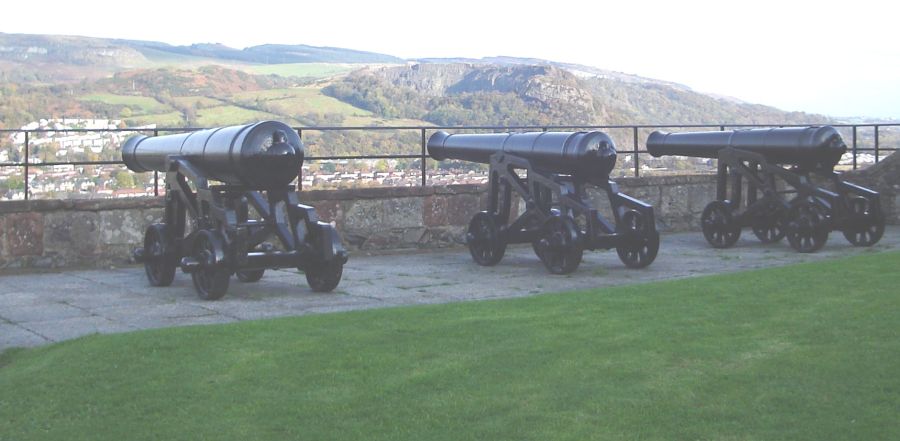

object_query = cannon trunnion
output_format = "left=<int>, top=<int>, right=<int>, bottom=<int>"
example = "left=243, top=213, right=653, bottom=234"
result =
left=125, top=121, right=347, bottom=300
left=428, top=130, right=660, bottom=274
left=648, top=126, right=884, bottom=252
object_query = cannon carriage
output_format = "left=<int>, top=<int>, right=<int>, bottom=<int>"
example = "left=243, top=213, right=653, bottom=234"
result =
left=647, top=126, right=885, bottom=252
left=123, top=121, right=347, bottom=300
left=428, top=130, right=659, bottom=274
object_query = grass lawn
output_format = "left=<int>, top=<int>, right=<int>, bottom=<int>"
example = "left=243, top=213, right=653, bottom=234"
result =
left=232, top=87, right=373, bottom=118
left=195, top=105, right=283, bottom=127
left=243, top=63, right=356, bottom=78
left=170, top=95, right=225, bottom=109
left=124, top=110, right=185, bottom=128
left=78, top=93, right=172, bottom=115
left=1, top=252, right=898, bottom=440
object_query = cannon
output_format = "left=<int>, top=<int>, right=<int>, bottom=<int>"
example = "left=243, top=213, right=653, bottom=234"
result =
left=123, top=121, right=347, bottom=300
left=428, top=131, right=659, bottom=274
left=647, top=126, right=885, bottom=252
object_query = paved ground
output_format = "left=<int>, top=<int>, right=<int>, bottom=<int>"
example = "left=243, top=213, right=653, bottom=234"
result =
left=2, top=227, right=899, bottom=351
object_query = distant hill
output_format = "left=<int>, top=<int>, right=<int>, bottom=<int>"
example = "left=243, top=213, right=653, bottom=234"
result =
left=122, top=41, right=405, bottom=65
left=323, top=63, right=827, bottom=127
left=0, top=33, right=403, bottom=83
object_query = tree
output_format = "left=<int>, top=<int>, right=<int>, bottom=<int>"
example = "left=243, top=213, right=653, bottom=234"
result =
left=113, top=171, right=135, bottom=189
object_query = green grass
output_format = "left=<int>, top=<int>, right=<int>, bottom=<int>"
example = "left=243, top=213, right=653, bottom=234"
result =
left=78, top=93, right=171, bottom=115
left=243, top=63, right=356, bottom=78
left=233, top=87, right=372, bottom=117
left=1, top=252, right=899, bottom=440
left=170, top=95, right=224, bottom=108
left=124, top=110, right=185, bottom=127
left=195, top=105, right=282, bottom=127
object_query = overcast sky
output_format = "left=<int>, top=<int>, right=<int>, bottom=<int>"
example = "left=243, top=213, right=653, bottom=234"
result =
left=6, top=0, right=899, bottom=119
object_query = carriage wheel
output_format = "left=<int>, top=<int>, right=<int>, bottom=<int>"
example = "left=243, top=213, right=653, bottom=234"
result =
left=190, top=230, right=231, bottom=300
left=701, top=201, right=741, bottom=248
left=143, top=223, right=177, bottom=287
left=535, top=214, right=583, bottom=274
left=616, top=209, right=660, bottom=269
left=305, top=260, right=344, bottom=293
left=785, top=200, right=829, bottom=253
left=841, top=196, right=885, bottom=247
left=466, top=211, right=506, bottom=266
left=236, top=269, right=265, bottom=283
left=751, top=215, right=786, bottom=244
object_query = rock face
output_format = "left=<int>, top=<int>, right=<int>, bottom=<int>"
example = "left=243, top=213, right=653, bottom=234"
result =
left=373, top=63, right=596, bottom=120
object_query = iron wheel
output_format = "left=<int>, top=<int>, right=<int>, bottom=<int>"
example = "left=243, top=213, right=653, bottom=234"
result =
left=536, top=215, right=583, bottom=274
left=785, top=199, right=829, bottom=253
left=466, top=211, right=506, bottom=266
left=615, top=209, right=660, bottom=269
left=841, top=196, right=885, bottom=247
left=143, top=223, right=177, bottom=287
left=305, top=260, right=344, bottom=292
left=190, top=230, right=231, bottom=300
left=701, top=201, right=741, bottom=248
left=751, top=216, right=786, bottom=244
left=236, top=269, right=265, bottom=283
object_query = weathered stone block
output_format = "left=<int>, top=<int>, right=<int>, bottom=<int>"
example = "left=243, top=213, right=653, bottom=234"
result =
left=383, top=198, right=424, bottom=229
left=5, top=212, right=43, bottom=257
left=43, top=211, right=101, bottom=260
left=425, top=194, right=480, bottom=227
left=343, top=199, right=381, bottom=232
left=99, top=210, right=145, bottom=246
left=688, top=183, right=717, bottom=215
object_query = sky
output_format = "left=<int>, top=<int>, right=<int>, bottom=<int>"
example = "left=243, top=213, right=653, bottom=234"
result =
left=5, top=0, right=900, bottom=119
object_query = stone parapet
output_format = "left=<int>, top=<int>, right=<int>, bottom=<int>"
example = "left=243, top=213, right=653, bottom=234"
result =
left=2, top=172, right=893, bottom=270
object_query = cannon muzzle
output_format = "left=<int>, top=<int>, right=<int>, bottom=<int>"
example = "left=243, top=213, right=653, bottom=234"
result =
left=428, top=131, right=618, bottom=178
left=646, top=126, right=846, bottom=169
left=122, top=121, right=303, bottom=189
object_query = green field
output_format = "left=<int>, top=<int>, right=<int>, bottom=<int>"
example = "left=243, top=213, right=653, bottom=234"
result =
left=78, top=93, right=171, bottom=115
left=124, top=110, right=185, bottom=128
left=195, top=105, right=284, bottom=127
left=243, top=63, right=356, bottom=78
left=233, top=87, right=372, bottom=117
left=170, top=95, right=224, bottom=109
left=2, top=252, right=898, bottom=440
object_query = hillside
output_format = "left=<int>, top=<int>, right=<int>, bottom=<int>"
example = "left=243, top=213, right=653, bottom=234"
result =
left=0, top=33, right=402, bottom=83
left=323, top=63, right=828, bottom=127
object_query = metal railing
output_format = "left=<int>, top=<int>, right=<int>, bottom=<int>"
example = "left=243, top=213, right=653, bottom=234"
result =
left=0, top=123, right=897, bottom=200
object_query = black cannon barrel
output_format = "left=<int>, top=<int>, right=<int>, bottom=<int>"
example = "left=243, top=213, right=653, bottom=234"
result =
left=646, top=126, right=846, bottom=168
left=428, top=131, right=617, bottom=178
left=122, top=121, right=303, bottom=189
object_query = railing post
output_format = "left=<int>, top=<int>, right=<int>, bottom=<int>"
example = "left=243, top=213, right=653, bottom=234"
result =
left=297, top=128, right=303, bottom=192
left=632, top=126, right=640, bottom=178
left=153, top=129, right=159, bottom=196
left=420, top=128, right=427, bottom=186
left=852, top=126, right=858, bottom=170
left=24, top=131, right=29, bottom=201
left=874, top=125, right=879, bottom=164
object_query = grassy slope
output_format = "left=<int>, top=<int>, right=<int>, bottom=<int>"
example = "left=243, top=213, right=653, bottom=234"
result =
left=195, top=106, right=283, bottom=127
left=77, top=93, right=171, bottom=115
left=243, top=63, right=356, bottom=78
left=232, top=87, right=373, bottom=117
left=1, top=252, right=897, bottom=441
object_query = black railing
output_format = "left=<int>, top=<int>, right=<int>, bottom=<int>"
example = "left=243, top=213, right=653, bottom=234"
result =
left=0, top=123, right=897, bottom=200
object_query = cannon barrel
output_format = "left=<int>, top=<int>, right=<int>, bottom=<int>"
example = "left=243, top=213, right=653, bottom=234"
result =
left=428, top=131, right=618, bottom=178
left=646, top=126, right=846, bottom=169
left=122, top=121, right=303, bottom=189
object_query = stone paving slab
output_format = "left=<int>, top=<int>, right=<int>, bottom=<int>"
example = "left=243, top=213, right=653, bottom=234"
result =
left=1, top=227, right=899, bottom=351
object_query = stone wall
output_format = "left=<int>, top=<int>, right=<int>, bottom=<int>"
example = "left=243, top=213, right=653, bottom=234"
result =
left=0, top=175, right=719, bottom=270
left=2, top=169, right=893, bottom=270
